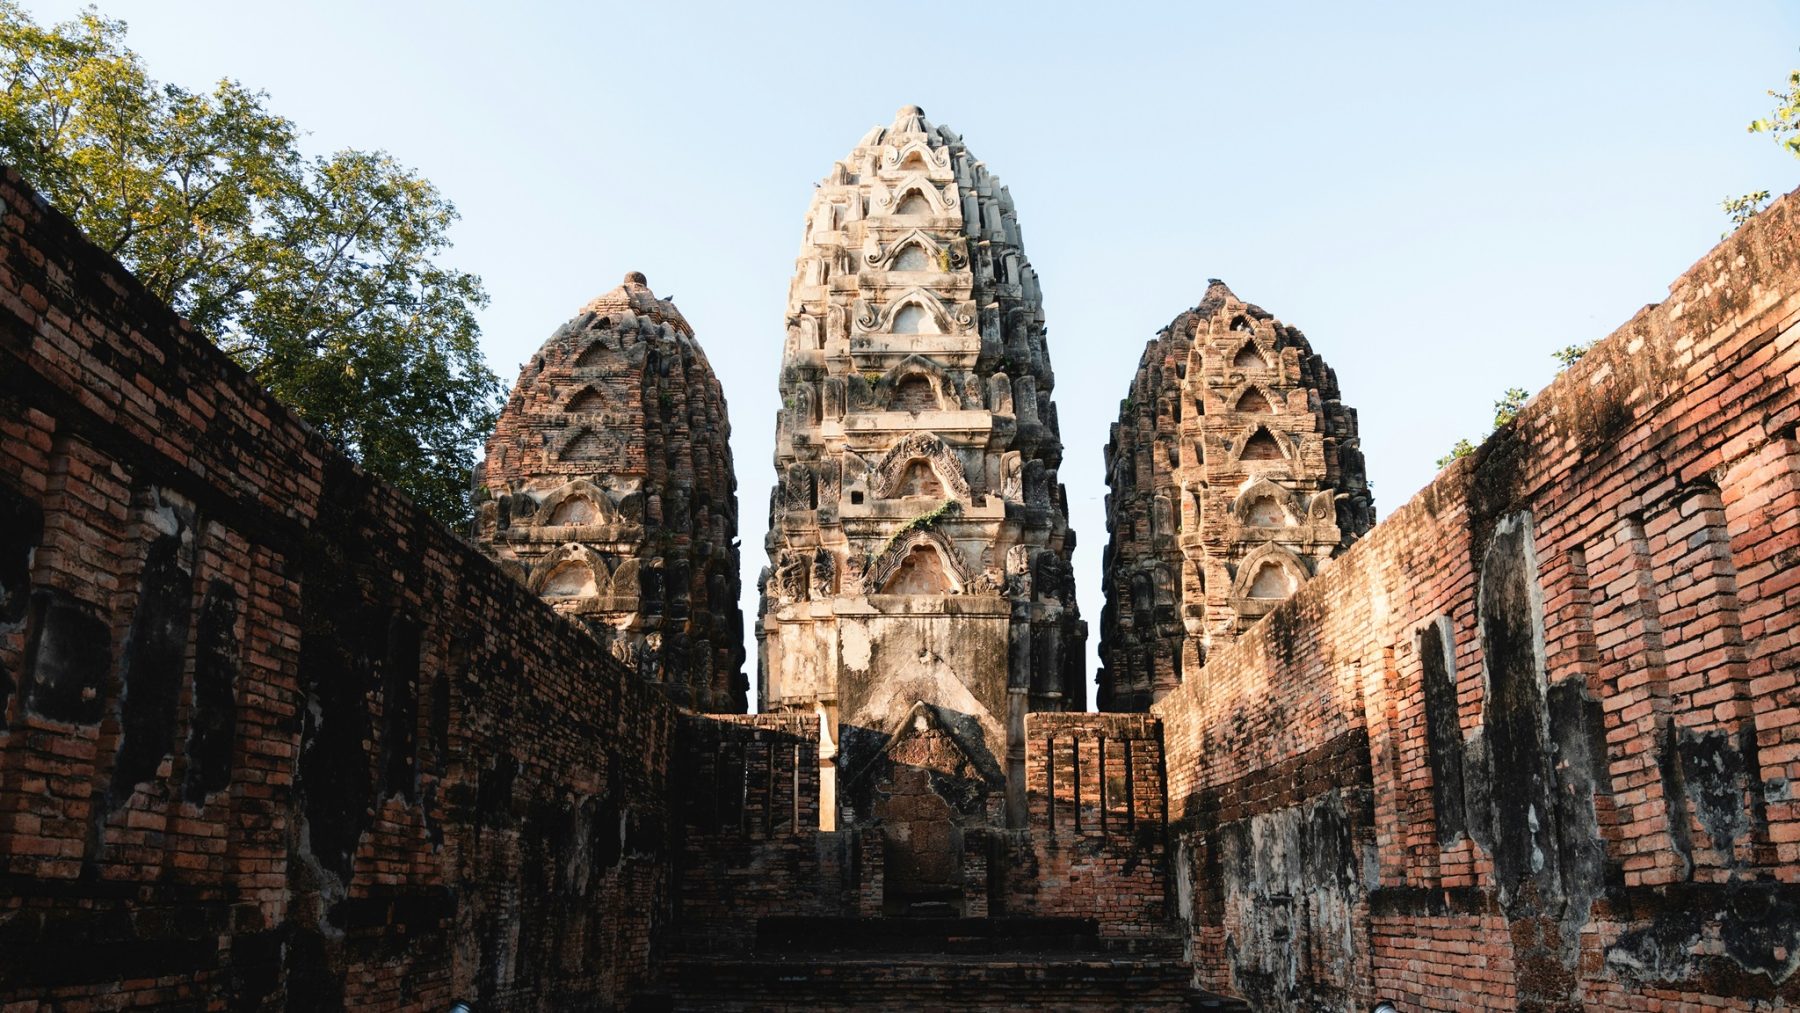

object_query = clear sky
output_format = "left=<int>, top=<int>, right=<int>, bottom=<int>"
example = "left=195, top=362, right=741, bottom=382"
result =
left=24, top=1, right=1800, bottom=708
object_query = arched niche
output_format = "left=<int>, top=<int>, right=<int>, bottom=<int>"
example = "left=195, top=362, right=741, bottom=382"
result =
left=878, top=355, right=953, bottom=413
left=573, top=335, right=613, bottom=367
left=892, top=244, right=932, bottom=271
left=891, top=303, right=937, bottom=334
left=1232, top=341, right=1269, bottom=369
left=1234, top=386, right=1275, bottom=413
left=1233, top=478, right=1298, bottom=527
left=892, top=374, right=937, bottom=413
left=534, top=479, right=615, bottom=527
left=529, top=543, right=611, bottom=598
left=1238, top=426, right=1287, bottom=462
left=895, top=191, right=934, bottom=216
left=873, top=432, right=970, bottom=500
left=868, top=529, right=971, bottom=595
left=1231, top=544, right=1309, bottom=602
left=564, top=385, right=611, bottom=414
left=556, top=426, right=617, bottom=462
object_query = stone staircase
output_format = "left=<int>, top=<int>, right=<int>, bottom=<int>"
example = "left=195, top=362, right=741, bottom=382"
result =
left=639, top=917, right=1248, bottom=1012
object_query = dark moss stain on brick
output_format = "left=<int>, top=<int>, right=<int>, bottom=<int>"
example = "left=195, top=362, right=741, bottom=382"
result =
left=1677, top=727, right=1753, bottom=859
left=1418, top=617, right=1467, bottom=845
left=0, top=482, right=43, bottom=714
left=1545, top=678, right=1615, bottom=910
left=297, top=462, right=383, bottom=883
left=1656, top=718, right=1696, bottom=877
left=1477, top=512, right=1558, bottom=914
left=24, top=588, right=111, bottom=723
left=1607, top=883, right=1800, bottom=992
left=476, top=753, right=518, bottom=829
left=112, top=531, right=195, bottom=795
left=182, top=580, right=238, bottom=804
left=379, top=614, right=421, bottom=803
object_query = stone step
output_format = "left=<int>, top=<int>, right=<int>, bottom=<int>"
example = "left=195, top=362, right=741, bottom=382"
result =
left=755, top=915, right=1118, bottom=955
left=645, top=954, right=1251, bottom=1012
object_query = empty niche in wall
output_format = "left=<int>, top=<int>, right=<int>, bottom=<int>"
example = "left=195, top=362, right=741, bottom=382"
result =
left=893, top=374, right=937, bottom=414
left=574, top=334, right=611, bottom=366
left=1241, top=427, right=1284, bottom=461
left=1243, top=494, right=1288, bottom=527
left=892, top=303, right=935, bottom=335
left=893, top=244, right=931, bottom=271
left=1232, top=342, right=1268, bottom=369
left=1235, top=387, right=1273, bottom=413
left=884, top=544, right=953, bottom=594
left=896, top=459, right=944, bottom=498
left=566, top=386, right=609, bottom=413
left=548, top=494, right=600, bottom=526
left=895, top=190, right=933, bottom=216
left=1247, top=561, right=1294, bottom=599
left=541, top=559, right=597, bottom=597
left=560, top=428, right=606, bottom=460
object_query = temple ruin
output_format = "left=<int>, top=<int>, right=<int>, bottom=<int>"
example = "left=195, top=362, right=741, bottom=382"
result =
left=1099, top=281, right=1373, bottom=710
left=757, top=106, right=1084, bottom=833
left=474, top=273, right=744, bottom=713
left=3, top=102, right=1800, bottom=1009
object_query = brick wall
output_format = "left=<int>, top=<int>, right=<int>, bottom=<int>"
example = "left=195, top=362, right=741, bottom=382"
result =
left=1154, top=188, right=1800, bottom=1009
left=0, top=166, right=679, bottom=1009
left=1007, top=713, right=1171, bottom=935
left=671, top=712, right=859, bottom=951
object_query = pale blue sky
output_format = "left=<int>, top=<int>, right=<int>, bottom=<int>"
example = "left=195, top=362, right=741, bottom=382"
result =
left=26, top=1, right=1800, bottom=707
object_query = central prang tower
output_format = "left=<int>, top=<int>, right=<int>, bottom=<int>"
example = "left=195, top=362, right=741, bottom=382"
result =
left=758, top=106, right=1084, bottom=829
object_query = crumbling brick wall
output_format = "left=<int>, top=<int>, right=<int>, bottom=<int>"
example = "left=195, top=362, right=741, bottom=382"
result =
left=0, top=166, right=678, bottom=1009
left=1154, top=187, right=1800, bottom=1010
left=1005, top=713, right=1172, bottom=935
left=672, top=712, right=862, bottom=951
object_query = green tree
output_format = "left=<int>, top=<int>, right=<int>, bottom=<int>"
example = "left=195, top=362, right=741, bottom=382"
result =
left=1724, top=67, right=1800, bottom=232
left=0, top=3, right=502, bottom=525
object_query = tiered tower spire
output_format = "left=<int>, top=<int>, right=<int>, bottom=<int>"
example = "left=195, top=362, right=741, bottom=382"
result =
left=476, top=273, right=744, bottom=712
left=1099, top=282, right=1372, bottom=710
left=758, top=106, right=1084, bottom=827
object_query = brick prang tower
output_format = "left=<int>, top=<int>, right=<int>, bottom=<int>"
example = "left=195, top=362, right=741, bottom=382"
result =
left=1098, top=281, right=1372, bottom=710
left=476, top=272, right=745, bottom=713
left=757, top=105, right=1085, bottom=828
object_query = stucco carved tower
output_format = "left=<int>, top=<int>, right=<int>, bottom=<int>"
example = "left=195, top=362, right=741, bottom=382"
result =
left=1098, top=281, right=1372, bottom=710
left=476, top=273, right=745, bottom=713
left=758, top=106, right=1084, bottom=827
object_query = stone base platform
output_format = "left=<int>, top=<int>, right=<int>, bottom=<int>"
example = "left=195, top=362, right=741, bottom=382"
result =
left=640, top=917, right=1248, bottom=1011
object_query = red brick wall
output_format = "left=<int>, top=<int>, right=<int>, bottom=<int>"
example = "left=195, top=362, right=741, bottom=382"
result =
left=1154, top=187, right=1800, bottom=1009
left=0, top=167, right=678, bottom=1009
left=672, top=713, right=856, bottom=950
left=1008, top=713, right=1171, bottom=935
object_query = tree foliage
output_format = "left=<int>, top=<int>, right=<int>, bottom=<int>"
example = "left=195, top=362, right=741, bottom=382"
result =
left=1724, top=66, right=1800, bottom=232
left=1551, top=341, right=1595, bottom=370
left=0, top=2, right=502, bottom=525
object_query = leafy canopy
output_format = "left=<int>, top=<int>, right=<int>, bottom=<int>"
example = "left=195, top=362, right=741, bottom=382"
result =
left=1723, top=66, right=1800, bottom=232
left=0, top=2, right=503, bottom=525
